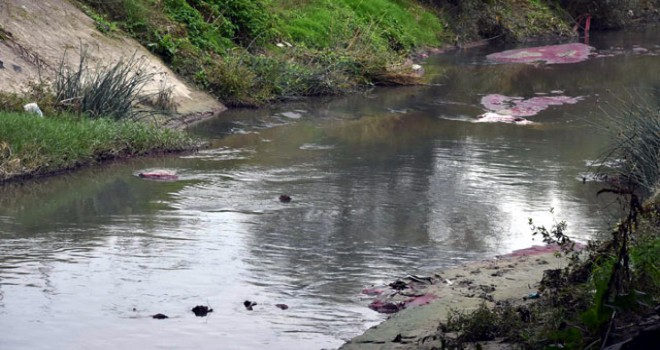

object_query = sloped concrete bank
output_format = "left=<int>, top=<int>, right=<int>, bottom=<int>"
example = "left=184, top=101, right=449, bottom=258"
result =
left=0, top=0, right=224, bottom=120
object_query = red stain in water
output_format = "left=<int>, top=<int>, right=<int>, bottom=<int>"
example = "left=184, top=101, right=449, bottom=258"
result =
left=487, top=43, right=595, bottom=64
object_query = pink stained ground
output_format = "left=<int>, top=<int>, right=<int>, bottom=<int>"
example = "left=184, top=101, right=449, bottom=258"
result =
left=497, top=243, right=586, bottom=258
left=481, top=94, right=583, bottom=117
left=486, top=43, right=595, bottom=64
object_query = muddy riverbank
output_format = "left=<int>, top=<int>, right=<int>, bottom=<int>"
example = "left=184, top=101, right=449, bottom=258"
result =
left=341, top=245, right=572, bottom=349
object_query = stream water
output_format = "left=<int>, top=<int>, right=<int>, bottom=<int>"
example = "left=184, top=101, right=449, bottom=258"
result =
left=1, top=28, right=658, bottom=350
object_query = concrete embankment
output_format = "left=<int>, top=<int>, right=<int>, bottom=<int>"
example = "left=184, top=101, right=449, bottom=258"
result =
left=0, top=0, right=224, bottom=118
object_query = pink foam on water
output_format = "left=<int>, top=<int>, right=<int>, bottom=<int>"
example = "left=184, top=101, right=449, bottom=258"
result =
left=481, top=94, right=583, bottom=117
left=487, top=43, right=595, bottom=64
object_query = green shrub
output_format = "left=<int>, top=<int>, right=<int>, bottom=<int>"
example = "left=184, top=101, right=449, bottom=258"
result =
left=0, top=112, right=196, bottom=181
left=163, top=0, right=232, bottom=52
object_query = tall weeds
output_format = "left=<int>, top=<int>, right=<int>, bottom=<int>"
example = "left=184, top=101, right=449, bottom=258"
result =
left=600, top=94, right=660, bottom=198
left=55, top=47, right=170, bottom=120
left=591, top=94, right=660, bottom=344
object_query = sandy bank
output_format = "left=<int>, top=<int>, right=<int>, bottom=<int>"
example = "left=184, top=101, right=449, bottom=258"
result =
left=341, top=246, right=570, bottom=349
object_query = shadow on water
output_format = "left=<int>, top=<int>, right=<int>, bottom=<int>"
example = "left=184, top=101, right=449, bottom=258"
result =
left=1, top=28, right=659, bottom=349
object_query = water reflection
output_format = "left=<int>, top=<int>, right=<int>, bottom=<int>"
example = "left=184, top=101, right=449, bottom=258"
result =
left=1, top=28, right=658, bottom=349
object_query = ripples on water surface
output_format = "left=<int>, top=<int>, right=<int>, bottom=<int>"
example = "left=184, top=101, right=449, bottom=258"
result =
left=1, top=29, right=659, bottom=349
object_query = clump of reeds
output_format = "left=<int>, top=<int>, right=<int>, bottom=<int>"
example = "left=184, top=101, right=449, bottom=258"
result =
left=55, top=47, right=172, bottom=120
left=600, top=94, right=660, bottom=199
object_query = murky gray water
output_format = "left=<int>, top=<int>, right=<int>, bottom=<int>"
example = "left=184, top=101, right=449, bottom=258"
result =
left=1, top=28, right=658, bottom=349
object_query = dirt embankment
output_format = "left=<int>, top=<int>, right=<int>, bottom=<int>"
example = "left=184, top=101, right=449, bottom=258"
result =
left=0, top=0, right=224, bottom=118
left=341, top=246, right=570, bottom=350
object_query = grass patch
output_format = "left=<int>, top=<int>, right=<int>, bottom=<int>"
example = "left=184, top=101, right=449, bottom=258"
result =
left=0, top=112, right=196, bottom=182
left=76, top=0, right=446, bottom=106
left=276, top=0, right=444, bottom=52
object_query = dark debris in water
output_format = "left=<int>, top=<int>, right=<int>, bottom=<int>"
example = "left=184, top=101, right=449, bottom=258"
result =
left=279, top=194, right=292, bottom=203
left=192, top=305, right=213, bottom=317
left=275, top=303, right=289, bottom=310
left=389, top=280, right=408, bottom=290
left=244, top=300, right=257, bottom=311
left=152, top=313, right=169, bottom=319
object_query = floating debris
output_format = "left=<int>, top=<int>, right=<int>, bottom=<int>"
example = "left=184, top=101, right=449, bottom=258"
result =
left=279, top=195, right=292, bottom=203
left=152, top=313, right=169, bottom=319
left=406, top=275, right=434, bottom=284
left=191, top=305, right=213, bottom=317
left=368, top=293, right=438, bottom=314
left=389, top=280, right=408, bottom=290
left=275, top=304, right=289, bottom=310
left=243, top=300, right=257, bottom=311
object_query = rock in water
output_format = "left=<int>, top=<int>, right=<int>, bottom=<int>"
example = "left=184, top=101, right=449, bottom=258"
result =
left=191, top=305, right=213, bottom=317
left=137, top=169, right=178, bottom=181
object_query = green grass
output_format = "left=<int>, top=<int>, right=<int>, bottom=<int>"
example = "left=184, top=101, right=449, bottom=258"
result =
left=0, top=112, right=197, bottom=181
left=276, top=0, right=444, bottom=52
left=77, top=0, right=446, bottom=106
